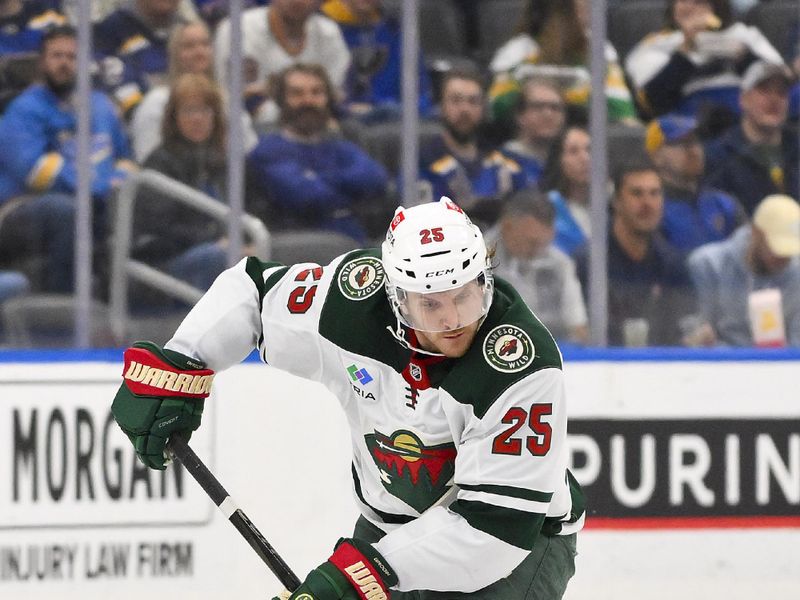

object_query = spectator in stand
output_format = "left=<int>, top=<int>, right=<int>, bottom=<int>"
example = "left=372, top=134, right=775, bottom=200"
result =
left=94, top=0, right=189, bottom=116
left=214, top=0, right=351, bottom=126
left=489, top=0, right=636, bottom=132
left=131, top=19, right=258, bottom=161
left=419, top=69, right=525, bottom=229
left=625, top=0, right=783, bottom=128
left=133, top=73, right=231, bottom=301
left=0, top=0, right=66, bottom=110
left=646, top=114, right=744, bottom=253
left=246, top=63, right=387, bottom=243
left=704, top=60, right=798, bottom=216
left=189, top=0, right=267, bottom=28
left=577, top=162, right=697, bottom=346
left=485, top=188, right=589, bottom=344
left=539, top=125, right=591, bottom=258
left=0, top=0, right=65, bottom=54
left=502, top=77, right=566, bottom=188
left=62, top=0, right=198, bottom=24
left=688, top=194, right=800, bottom=346
left=0, top=25, right=135, bottom=293
left=321, top=0, right=433, bottom=122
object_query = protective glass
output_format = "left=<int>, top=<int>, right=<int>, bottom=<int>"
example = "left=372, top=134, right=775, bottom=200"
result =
left=394, top=273, right=494, bottom=333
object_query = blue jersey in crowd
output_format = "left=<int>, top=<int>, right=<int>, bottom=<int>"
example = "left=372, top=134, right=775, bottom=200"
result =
left=660, top=184, right=744, bottom=253
left=549, top=190, right=588, bottom=258
left=419, top=136, right=526, bottom=209
left=247, top=133, right=388, bottom=243
left=0, top=85, right=132, bottom=203
left=322, top=0, right=433, bottom=118
left=0, top=0, right=64, bottom=54
left=93, top=8, right=179, bottom=113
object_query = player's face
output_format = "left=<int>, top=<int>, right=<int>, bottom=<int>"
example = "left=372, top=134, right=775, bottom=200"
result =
left=176, top=94, right=215, bottom=144
left=176, top=23, right=213, bottom=75
left=613, top=170, right=664, bottom=235
left=414, top=319, right=481, bottom=359
left=41, top=35, right=77, bottom=92
left=405, top=283, right=485, bottom=357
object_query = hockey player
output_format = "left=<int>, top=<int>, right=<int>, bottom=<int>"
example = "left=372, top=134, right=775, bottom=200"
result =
left=111, top=198, right=585, bottom=599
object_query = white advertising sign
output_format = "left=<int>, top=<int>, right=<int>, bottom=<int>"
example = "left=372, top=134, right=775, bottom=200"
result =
left=0, top=356, right=797, bottom=600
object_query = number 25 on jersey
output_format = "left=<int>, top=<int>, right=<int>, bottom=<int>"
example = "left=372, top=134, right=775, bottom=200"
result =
left=492, top=404, right=552, bottom=456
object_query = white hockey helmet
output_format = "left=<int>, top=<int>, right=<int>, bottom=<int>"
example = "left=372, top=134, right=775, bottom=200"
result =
left=381, top=197, right=493, bottom=332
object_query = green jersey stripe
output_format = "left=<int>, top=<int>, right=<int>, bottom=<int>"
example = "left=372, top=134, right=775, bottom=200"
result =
left=244, top=258, right=286, bottom=304
left=245, top=260, right=288, bottom=348
left=450, top=498, right=546, bottom=550
left=459, top=483, right=553, bottom=503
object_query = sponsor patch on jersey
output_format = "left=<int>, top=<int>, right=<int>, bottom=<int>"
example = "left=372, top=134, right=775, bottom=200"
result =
left=338, top=257, right=385, bottom=301
left=347, top=364, right=373, bottom=385
left=482, top=324, right=534, bottom=373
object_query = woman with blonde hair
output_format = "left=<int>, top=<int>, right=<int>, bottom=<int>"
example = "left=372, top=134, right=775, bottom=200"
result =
left=130, top=19, right=257, bottom=161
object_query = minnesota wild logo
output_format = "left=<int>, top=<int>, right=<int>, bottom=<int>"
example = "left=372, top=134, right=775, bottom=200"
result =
left=483, top=324, right=534, bottom=373
left=365, top=430, right=456, bottom=513
left=338, top=257, right=385, bottom=300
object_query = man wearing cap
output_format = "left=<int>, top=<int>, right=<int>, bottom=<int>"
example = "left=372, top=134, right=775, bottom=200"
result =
left=646, top=113, right=744, bottom=253
left=704, top=60, right=798, bottom=216
left=688, top=194, right=800, bottom=346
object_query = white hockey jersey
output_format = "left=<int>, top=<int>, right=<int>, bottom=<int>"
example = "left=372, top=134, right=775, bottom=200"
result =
left=166, top=249, right=585, bottom=593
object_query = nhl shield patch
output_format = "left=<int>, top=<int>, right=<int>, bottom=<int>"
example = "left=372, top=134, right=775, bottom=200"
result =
left=338, top=257, right=385, bottom=300
left=483, top=325, right=534, bottom=373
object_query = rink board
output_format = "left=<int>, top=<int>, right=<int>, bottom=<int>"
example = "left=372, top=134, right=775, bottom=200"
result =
left=0, top=350, right=798, bottom=599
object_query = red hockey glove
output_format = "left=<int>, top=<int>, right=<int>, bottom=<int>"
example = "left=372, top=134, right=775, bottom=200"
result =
left=274, top=538, right=397, bottom=600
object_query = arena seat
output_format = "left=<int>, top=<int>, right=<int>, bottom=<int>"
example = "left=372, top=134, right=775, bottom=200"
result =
left=745, top=1, right=798, bottom=60
left=269, top=230, right=361, bottom=266
left=474, top=0, right=527, bottom=67
left=607, top=0, right=668, bottom=61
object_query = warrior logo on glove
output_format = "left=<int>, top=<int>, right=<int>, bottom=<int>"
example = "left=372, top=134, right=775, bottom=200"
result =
left=123, top=346, right=214, bottom=396
left=112, top=342, right=212, bottom=470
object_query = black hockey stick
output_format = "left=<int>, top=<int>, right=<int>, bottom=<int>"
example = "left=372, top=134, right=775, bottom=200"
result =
left=167, top=434, right=301, bottom=591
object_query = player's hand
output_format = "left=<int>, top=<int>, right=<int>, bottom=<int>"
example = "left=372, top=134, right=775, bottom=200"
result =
left=272, top=538, right=397, bottom=600
left=111, top=341, right=214, bottom=469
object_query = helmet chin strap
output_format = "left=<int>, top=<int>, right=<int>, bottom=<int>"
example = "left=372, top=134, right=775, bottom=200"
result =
left=385, top=319, right=445, bottom=357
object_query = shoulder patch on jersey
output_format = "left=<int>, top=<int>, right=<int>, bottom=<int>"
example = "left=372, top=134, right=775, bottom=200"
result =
left=482, top=324, right=534, bottom=373
left=338, top=256, right=385, bottom=301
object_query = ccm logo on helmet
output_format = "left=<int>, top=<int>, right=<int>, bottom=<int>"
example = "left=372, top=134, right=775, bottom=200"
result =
left=426, top=268, right=454, bottom=277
